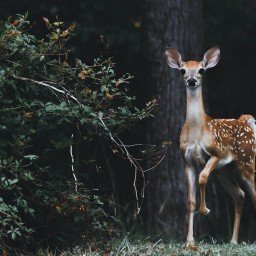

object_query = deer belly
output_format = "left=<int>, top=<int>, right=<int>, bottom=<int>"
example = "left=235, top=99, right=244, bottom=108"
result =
left=184, top=142, right=209, bottom=167
left=216, top=154, right=233, bottom=169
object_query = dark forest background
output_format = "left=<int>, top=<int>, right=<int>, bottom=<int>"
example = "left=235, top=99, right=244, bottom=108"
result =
left=1, top=0, right=256, bottom=252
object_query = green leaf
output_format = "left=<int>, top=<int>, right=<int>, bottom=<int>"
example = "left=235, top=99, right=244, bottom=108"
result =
left=23, top=155, right=38, bottom=160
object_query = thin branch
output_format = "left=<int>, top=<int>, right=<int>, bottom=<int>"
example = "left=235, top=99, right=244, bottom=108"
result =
left=116, top=136, right=145, bottom=213
left=11, top=74, right=83, bottom=106
left=70, top=134, right=78, bottom=192
left=99, top=116, right=146, bottom=214
left=143, top=152, right=166, bottom=173
left=119, top=143, right=156, bottom=147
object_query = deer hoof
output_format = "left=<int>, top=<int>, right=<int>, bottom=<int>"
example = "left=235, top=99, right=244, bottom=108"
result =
left=199, top=207, right=210, bottom=215
left=185, top=241, right=198, bottom=251
left=230, top=240, right=238, bottom=245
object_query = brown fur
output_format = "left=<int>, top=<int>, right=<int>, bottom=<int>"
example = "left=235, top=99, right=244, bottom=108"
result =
left=181, top=114, right=256, bottom=172
left=165, top=46, right=255, bottom=245
left=183, top=61, right=200, bottom=69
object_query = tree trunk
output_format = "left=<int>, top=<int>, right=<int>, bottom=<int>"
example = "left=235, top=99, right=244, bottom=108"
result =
left=142, top=0, right=202, bottom=239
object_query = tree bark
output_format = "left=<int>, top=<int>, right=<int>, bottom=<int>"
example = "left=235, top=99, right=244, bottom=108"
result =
left=142, top=0, right=202, bottom=239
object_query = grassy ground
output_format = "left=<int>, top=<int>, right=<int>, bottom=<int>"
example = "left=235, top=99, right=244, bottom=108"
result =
left=34, top=238, right=256, bottom=256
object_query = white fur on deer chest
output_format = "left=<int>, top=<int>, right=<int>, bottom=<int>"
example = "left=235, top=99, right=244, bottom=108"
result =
left=185, top=140, right=233, bottom=169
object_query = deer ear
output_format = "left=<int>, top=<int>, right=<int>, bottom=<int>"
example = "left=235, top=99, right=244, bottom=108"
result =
left=202, top=46, right=220, bottom=69
left=165, top=48, right=183, bottom=69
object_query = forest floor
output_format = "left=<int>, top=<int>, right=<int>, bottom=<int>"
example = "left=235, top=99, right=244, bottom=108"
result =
left=36, top=238, right=256, bottom=256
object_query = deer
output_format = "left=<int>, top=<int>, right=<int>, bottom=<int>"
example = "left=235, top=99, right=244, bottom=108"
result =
left=164, top=46, right=256, bottom=245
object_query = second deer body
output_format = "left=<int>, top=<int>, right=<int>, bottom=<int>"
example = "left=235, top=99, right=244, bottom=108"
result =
left=165, top=47, right=256, bottom=245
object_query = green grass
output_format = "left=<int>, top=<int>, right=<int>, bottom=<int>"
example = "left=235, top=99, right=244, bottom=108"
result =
left=33, top=238, right=256, bottom=256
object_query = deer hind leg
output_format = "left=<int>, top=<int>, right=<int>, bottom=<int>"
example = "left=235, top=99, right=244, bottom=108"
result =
left=185, top=166, right=196, bottom=244
left=238, top=164, right=256, bottom=210
left=218, top=167, right=245, bottom=244
left=199, top=156, right=219, bottom=215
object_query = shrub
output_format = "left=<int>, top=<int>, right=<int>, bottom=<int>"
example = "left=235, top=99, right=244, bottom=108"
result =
left=0, top=14, right=155, bottom=252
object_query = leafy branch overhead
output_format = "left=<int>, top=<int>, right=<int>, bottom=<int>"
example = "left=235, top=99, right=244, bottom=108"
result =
left=0, top=14, right=156, bottom=136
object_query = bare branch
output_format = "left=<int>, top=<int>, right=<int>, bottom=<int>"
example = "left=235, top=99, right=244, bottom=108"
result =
left=70, top=134, right=78, bottom=192
left=99, top=116, right=147, bottom=214
left=143, top=152, right=166, bottom=173
left=11, top=74, right=83, bottom=106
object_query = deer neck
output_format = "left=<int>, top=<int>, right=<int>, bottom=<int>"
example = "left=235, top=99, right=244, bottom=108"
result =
left=185, top=86, right=206, bottom=139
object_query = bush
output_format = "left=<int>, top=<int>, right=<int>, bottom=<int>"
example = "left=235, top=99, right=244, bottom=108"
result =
left=0, top=14, right=155, bottom=252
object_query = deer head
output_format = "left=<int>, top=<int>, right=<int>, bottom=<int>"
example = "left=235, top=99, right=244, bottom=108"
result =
left=165, top=47, right=220, bottom=89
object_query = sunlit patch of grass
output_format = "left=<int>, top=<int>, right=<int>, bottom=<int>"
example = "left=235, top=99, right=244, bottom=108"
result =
left=30, top=237, right=256, bottom=256
left=111, top=239, right=256, bottom=256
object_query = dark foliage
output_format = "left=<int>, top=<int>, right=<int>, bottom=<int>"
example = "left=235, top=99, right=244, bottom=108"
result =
left=0, top=15, right=154, bottom=252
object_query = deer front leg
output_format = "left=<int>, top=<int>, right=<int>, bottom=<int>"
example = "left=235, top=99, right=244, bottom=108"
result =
left=185, top=166, right=196, bottom=244
left=199, top=156, right=219, bottom=215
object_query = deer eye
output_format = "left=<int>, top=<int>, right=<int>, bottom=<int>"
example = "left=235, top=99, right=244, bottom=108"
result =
left=199, top=68, right=205, bottom=75
left=180, top=69, right=186, bottom=75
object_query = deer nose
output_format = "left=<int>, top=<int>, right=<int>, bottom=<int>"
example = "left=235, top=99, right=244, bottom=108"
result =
left=187, top=78, right=197, bottom=87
